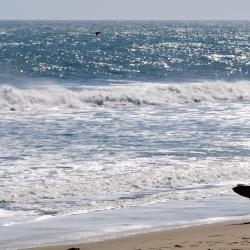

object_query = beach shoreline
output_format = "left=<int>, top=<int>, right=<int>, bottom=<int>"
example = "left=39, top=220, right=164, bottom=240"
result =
left=2, top=194, right=250, bottom=249
left=30, top=219, right=250, bottom=250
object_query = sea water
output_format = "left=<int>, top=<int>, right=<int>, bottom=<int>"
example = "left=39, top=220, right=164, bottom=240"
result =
left=1, top=21, right=250, bottom=248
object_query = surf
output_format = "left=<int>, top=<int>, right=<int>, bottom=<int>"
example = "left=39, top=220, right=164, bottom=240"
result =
left=1, top=81, right=250, bottom=111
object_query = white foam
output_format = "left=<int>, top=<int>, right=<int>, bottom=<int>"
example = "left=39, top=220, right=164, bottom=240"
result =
left=1, top=80, right=250, bottom=234
left=0, top=209, right=16, bottom=218
left=0, top=81, right=250, bottom=111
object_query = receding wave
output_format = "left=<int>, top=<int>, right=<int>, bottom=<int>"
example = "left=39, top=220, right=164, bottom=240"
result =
left=1, top=81, right=250, bottom=110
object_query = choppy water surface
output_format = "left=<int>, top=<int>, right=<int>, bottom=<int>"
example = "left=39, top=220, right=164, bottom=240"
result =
left=0, top=21, right=250, bottom=82
left=0, top=21, right=250, bottom=242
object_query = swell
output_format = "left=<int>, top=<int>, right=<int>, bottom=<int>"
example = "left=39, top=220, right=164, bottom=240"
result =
left=0, top=81, right=249, bottom=110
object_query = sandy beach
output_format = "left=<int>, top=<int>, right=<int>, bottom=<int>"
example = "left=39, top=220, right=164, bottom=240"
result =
left=30, top=220, right=250, bottom=250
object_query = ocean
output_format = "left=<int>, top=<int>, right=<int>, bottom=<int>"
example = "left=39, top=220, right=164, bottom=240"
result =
left=1, top=20, right=250, bottom=248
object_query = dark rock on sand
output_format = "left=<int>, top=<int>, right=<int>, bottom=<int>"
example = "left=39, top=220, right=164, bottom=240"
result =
left=174, top=245, right=183, bottom=248
left=233, top=184, right=250, bottom=199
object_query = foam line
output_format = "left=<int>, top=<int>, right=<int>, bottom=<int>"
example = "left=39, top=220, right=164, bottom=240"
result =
left=1, top=81, right=250, bottom=110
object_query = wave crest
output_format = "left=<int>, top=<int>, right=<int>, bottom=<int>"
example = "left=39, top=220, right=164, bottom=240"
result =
left=0, top=81, right=249, bottom=110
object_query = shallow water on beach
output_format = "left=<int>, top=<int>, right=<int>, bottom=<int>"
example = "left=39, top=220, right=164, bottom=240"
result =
left=1, top=194, right=250, bottom=249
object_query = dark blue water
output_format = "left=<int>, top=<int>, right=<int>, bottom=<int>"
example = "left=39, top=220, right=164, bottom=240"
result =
left=0, top=20, right=250, bottom=84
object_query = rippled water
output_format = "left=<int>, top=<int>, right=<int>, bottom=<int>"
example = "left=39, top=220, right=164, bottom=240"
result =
left=0, top=21, right=250, bottom=82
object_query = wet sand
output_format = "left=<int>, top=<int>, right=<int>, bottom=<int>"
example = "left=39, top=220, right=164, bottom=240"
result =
left=30, top=220, right=250, bottom=250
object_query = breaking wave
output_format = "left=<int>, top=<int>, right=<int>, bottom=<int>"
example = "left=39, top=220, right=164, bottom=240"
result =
left=1, top=81, right=250, bottom=110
